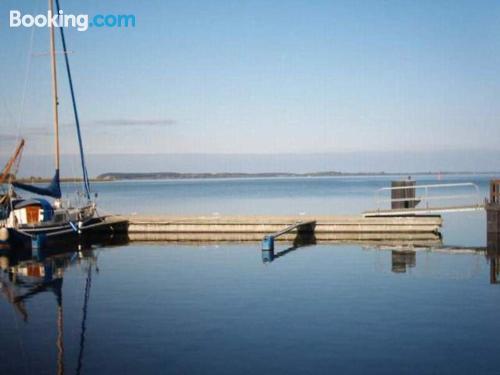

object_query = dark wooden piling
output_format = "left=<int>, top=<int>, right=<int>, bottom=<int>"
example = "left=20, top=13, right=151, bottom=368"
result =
left=486, top=179, right=500, bottom=283
left=486, top=179, right=500, bottom=252
left=391, top=179, right=419, bottom=209
left=490, top=179, right=500, bottom=205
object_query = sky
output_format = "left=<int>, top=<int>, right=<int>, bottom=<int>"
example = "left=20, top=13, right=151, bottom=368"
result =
left=0, top=0, right=499, bottom=174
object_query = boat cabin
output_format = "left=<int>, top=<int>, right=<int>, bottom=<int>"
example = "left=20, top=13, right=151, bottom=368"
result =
left=11, top=199, right=54, bottom=225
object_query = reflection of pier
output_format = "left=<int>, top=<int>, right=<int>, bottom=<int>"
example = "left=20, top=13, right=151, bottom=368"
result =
left=488, top=248, right=500, bottom=284
left=368, top=243, right=500, bottom=284
left=259, top=235, right=500, bottom=284
left=391, top=251, right=416, bottom=273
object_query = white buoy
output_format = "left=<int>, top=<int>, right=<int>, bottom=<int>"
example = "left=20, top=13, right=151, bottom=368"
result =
left=0, top=227, right=9, bottom=242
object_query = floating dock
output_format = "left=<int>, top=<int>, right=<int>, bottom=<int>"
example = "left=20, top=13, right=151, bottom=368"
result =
left=119, top=215, right=442, bottom=243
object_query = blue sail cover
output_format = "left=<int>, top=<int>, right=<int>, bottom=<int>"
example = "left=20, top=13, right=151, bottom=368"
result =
left=13, top=169, right=62, bottom=199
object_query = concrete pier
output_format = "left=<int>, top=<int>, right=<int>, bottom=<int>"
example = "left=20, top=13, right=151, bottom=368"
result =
left=121, top=215, right=442, bottom=242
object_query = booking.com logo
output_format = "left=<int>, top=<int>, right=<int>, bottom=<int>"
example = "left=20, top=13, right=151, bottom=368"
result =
left=9, top=10, right=136, bottom=32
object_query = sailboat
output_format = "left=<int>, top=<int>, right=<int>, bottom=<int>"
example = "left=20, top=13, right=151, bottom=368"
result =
left=0, top=0, right=127, bottom=250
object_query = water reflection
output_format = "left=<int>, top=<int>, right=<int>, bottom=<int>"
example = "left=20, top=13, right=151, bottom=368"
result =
left=260, top=234, right=500, bottom=285
left=0, top=234, right=127, bottom=374
left=391, top=250, right=416, bottom=273
left=2, top=237, right=500, bottom=374
left=487, top=232, right=500, bottom=284
left=383, top=242, right=500, bottom=284
left=262, top=231, right=316, bottom=263
left=387, top=244, right=500, bottom=284
left=1, top=250, right=84, bottom=375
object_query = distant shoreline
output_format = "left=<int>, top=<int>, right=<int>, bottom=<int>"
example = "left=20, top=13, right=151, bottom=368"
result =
left=11, top=171, right=500, bottom=183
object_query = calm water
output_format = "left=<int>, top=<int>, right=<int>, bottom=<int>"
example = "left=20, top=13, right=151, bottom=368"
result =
left=90, top=174, right=493, bottom=217
left=2, top=175, right=499, bottom=374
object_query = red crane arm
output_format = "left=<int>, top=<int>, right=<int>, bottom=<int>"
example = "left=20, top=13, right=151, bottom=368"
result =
left=0, top=138, right=25, bottom=184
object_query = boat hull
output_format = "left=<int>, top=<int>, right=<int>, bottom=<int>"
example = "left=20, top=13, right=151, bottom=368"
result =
left=0, top=217, right=128, bottom=252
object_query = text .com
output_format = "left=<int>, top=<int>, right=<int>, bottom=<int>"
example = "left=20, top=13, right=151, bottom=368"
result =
left=9, top=10, right=136, bottom=32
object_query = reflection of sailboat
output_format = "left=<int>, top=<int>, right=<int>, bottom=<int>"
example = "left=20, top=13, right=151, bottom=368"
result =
left=0, top=0, right=126, bottom=251
left=0, top=251, right=66, bottom=320
left=0, top=241, right=110, bottom=374
left=1, top=252, right=70, bottom=375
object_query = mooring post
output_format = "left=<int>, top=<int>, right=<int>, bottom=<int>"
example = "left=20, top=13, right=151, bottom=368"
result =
left=262, top=235, right=274, bottom=251
left=487, top=179, right=500, bottom=252
left=490, top=179, right=500, bottom=205
left=391, top=178, right=418, bottom=209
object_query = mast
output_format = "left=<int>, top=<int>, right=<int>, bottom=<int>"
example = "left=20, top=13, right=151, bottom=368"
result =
left=55, top=0, right=91, bottom=200
left=49, top=0, right=60, bottom=172
left=10, top=1, right=62, bottom=199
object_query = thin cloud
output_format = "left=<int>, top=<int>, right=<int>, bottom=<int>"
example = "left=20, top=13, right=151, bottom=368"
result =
left=0, top=127, right=49, bottom=141
left=0, top=135, right=25, bottom=156
left=93, top=119, right=177, bottom=127
left=0, top=134, right=20, bottom=143
left=25, top=127, right=51, bottom=136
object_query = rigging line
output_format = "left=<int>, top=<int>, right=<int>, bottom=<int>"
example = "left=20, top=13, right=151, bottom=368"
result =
left=54, top=0, right=91, bottom=200
left=17, top=3, right=38, bottom=139
left=76, top=265, right=92, bottom=375
left=0, top=96, right=17, bottom=136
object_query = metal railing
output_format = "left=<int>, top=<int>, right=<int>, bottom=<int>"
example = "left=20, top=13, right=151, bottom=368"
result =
left=374, top=182, right=482, bottom=211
